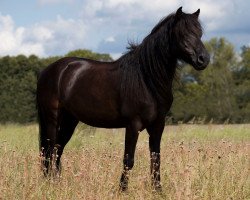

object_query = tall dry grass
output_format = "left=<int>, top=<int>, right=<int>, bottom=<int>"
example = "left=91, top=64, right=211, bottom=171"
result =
left=0, top=124, right=249, bottom=199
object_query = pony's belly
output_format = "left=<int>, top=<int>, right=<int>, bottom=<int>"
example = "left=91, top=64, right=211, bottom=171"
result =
left=78, top=115, right=127, bottom=128
left=81, top=120, right=126, bottom=129
left=67, top=105, right=127, bottom=128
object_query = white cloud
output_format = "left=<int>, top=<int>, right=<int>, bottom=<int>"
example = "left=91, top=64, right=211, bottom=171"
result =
left=105, top=36, right=115, bottom=42
left=38, top=15, right=88, bottom=55
left=81, top=0, right=179, bottom=24
left=0, top=13, right=88, bottom=57
left=31, top=26, right=54, bottom=41
left=0, top=14, right=46, bottom=56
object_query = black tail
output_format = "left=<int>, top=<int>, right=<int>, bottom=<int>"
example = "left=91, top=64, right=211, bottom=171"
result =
left=37, top=99, right=46, bottom=151
left=36, top=72, right=45, bottom=151
left=36, top=75, right=50, bottom=175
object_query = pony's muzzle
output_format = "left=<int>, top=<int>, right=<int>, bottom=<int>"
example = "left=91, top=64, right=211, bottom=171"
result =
left=194, top=51, right=210, bottom=70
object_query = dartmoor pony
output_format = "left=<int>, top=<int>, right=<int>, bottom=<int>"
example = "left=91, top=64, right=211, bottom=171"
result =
left=37, top=7, right=209, bottom=191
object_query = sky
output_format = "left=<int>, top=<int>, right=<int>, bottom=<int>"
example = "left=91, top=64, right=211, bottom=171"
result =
left=0, top=0, right=250, bottom=59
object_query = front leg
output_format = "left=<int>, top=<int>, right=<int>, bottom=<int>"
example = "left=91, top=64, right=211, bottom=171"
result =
left=147, top=117, right=165, bottom=191
left=120, top=122, right=140, bottom=191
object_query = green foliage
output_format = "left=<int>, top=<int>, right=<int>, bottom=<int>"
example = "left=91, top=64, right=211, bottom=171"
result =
left=200, top=38, right=237, bottom=121
left=233, top=46, right=250, bottom=122
left=172, top=83, right=208, bottom=122
left=65, top=49, right=113, bottom=61
left=0, top=55, right=43, bottom=123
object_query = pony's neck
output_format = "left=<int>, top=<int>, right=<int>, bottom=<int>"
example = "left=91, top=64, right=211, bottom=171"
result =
left=137, top=26, right=177, bottom=103
left=118, top=15, right=178, bottom=104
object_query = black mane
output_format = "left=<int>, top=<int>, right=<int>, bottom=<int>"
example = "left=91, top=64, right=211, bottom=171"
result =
left=119, top=13, right=177, bottom=103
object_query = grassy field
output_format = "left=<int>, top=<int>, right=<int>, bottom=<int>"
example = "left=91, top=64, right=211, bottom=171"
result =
left=0, top=123, right=249, bottom=200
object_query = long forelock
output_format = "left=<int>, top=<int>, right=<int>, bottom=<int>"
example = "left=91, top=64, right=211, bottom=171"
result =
left=176, top=14, right=203, bottom=37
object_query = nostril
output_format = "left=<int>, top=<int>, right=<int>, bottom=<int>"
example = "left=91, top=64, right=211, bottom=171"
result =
left=198, top=55, right=204, bottom=65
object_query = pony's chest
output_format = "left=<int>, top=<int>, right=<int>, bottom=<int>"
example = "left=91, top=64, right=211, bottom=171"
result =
left=140, top=102, right=158, bottom=125
left=121, top=97, right=158, bottom=125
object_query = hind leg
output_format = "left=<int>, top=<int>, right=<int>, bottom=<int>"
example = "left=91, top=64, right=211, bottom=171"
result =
left=39, top=108, right=58, bottom=176
left=54, top=108, right=78, bottom=172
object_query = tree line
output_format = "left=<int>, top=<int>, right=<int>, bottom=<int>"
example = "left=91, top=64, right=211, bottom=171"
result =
left=0, top=37, right=249, bottom=124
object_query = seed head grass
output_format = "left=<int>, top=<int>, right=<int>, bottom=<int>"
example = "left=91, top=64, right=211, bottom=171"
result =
left=0, top=124, right=249, bottom=199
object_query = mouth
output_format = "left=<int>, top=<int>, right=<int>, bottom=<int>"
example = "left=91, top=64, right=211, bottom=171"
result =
left=193, top=62, right=209, bottom=70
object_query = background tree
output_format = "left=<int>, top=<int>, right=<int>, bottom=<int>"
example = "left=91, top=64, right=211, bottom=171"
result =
left=65, top=49, right=113, bottom=61
left=0, top=55, right=43, bottom=122
left=233, top=46, right=250, bottom=122
left=200, top=38, right=237, bottom=122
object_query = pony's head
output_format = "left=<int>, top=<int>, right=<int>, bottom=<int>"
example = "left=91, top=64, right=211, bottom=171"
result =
left=172, top=7, right=210, bottom=70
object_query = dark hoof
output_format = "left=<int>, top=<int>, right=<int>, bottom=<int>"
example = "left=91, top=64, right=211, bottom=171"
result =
left=119, top=183, right=128, bottom=192
left=152, top=183, right=162, bottom=192
left=120, top=173, right=128, bottom=192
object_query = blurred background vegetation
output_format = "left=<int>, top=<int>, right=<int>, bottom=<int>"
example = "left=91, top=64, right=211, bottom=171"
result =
left=0, top=37, right=249, bottom=124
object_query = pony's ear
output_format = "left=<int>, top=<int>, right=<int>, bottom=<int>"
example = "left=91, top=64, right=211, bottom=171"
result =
left=193, top=9, right=200, bottom=18
left=175, top=7, right=183, bottom=22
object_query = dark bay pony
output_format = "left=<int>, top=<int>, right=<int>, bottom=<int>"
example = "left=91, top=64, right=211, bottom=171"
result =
left=37, top=7, right=209, bottom=191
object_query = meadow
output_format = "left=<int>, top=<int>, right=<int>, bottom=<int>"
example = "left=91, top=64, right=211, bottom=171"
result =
left=0, top=123, right=249, bottom=200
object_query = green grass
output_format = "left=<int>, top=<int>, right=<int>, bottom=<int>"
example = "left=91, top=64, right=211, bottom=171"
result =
left=0, top=123, right=249, bottom=199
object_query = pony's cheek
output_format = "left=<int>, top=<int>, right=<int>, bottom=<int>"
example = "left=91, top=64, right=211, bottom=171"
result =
left=182, top=46, right=195, bottom=58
